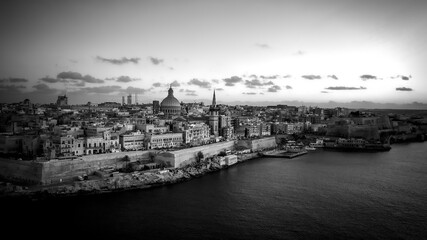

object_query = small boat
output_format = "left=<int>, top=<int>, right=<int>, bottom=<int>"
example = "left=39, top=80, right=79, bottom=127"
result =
left=305, top=146, right=316, bottom=151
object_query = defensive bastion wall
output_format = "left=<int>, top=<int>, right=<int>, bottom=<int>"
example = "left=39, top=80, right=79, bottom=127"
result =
left=0, top=151, right=150, bottom=185
left=0, top=159, right=43, bottom=184
left=236, top=136, right=277, bottom=151
left=326, top=125, right=379, bottom=140
left=1, top=137, right=278, bottom=185
left=155, top=141, right=235, bottom=168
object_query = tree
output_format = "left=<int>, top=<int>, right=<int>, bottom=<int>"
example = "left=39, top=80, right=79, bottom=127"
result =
left=218, top=151, right=226, bottom=157
left=122, top=155, right=131, bottom=172
left=197, top=151, right=204, bottom=162
left=148, top=151, right=156, bottom=162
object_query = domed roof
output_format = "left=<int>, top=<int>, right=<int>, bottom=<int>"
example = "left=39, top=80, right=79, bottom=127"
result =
left=161, top=87, right=180, bottom=108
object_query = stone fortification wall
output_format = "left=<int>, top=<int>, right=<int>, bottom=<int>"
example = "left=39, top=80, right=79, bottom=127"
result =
left=1, top=151, right=151, bottom=185
left=40, top=151, right=151, bottom=184
left=0, top=159, right=43, bottom=184
left=348, top=125, right=379, bottom=140
left=326, top=125, right=379, bottom=140
left=155, top=141, right=235, bottom=168
left=326, top=125, right=349, bottom=138
left=236, top=137, right=277, bottom=151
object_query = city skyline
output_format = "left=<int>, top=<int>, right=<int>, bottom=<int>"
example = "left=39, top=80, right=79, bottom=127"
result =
left=1, top=0, right=427, bottom=108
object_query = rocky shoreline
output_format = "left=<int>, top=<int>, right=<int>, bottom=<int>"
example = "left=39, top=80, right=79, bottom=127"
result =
left=0, top=153, right=261, bottom=201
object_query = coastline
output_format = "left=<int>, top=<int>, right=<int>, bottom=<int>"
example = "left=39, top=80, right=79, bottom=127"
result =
left=2, top=137, right=425, bottom=201
left=0, top=152, right=262, bottom=201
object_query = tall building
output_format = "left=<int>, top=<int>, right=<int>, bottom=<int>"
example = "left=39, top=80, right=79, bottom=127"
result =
left=122, top=96, right=125, bottom=106
left=56, top=94, right=68, bottom=106
left=127, top=94, right=132, bottom=105
left=153, top=100, right=160, bottom=114
left=208, top=90, right=219, bottom=136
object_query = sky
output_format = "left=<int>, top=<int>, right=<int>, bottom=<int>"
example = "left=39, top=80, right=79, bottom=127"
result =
left=1, top=0, right=427, bottom=108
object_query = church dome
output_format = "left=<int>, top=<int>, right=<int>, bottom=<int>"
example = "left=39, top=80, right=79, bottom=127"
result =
left=160, top=86, right=181, bottom=116
left=161, top=87, right=180, bottom=107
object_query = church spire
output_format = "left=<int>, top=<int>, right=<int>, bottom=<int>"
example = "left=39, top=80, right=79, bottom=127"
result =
left=212, top=89, right=216, bottom=107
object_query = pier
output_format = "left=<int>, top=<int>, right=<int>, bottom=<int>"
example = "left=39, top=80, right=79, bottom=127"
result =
left=261, top=150, right=308, bottom=159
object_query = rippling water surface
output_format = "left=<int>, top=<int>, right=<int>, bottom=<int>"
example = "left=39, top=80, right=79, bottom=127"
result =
left=3, top=142, right=427, bottom=239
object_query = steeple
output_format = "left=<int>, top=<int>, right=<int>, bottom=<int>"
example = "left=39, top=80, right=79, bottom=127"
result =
left=212, top=89, right=216, bottom=107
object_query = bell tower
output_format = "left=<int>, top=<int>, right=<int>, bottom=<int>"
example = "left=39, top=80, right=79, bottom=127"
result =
left=209, top=90, right=219, bottom=136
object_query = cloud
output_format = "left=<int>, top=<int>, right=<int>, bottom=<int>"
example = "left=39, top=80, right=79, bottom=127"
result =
left=180, top=89, right=197, bottom=96
left=81, top=75, right=105, bottom=84
left=149, top=57, right=164, bottom=65
left=321, top=91, right=329, bottom=93
left=325, top=86, right=367, bottom=90
left=0, top=84, right=26, bottom=90
left=75, top=85, right=149, bottom=95
left=9, top=78, right=28, bottom=83
left=223, top=76, right=243, bottom=86
left=283, top=75, right=292, bottom=78
left=125, top=86, right=149, bottom=94
left=153, top=82, right=162, bottom=87
left=285, top=85, right=292, bottom=89
left=243, top=92, right=257, bottom=95
left=79, top=85, right=123, bottom=94
left=249, top=74, right=257, bottom=78
left=327, top=75, right=338, bottom=80
left=96, top=56, right=140, bottom=64
left=391, top=75, right=411, bottom=80
left=211, top=79, right=219, bottom=84
left=188, top=79, right=211, bottom=88
left=32, top=83, right=60, bottom=94
left=216, top=88, right=224, bottom=91
left=294, top=50, right=305, bottom=55
left=116, top=76, right=140, bottom=83
left=360, top=74, right=377, bottom=80
left=32, top=83, right=52, bottom=91
left=245, top=79, right=274, bottom=88
left=255, top=43, right=270, bottom=49
left=40, top=76, right=60, bottom=83
left=73, top=81, right=85, bottom=87
left=396, top=87, right=413, bottom=91
left=57, top=71, right=104, bottom=83
left=170, top=80, right=180, bottom=87
left=267, top=85, right=281, bottom=92
left=1, top=77, right=29, bottom=83
left=302, top=75, right=321, bottom=80
left=260, top=75, right=279, bottom=79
